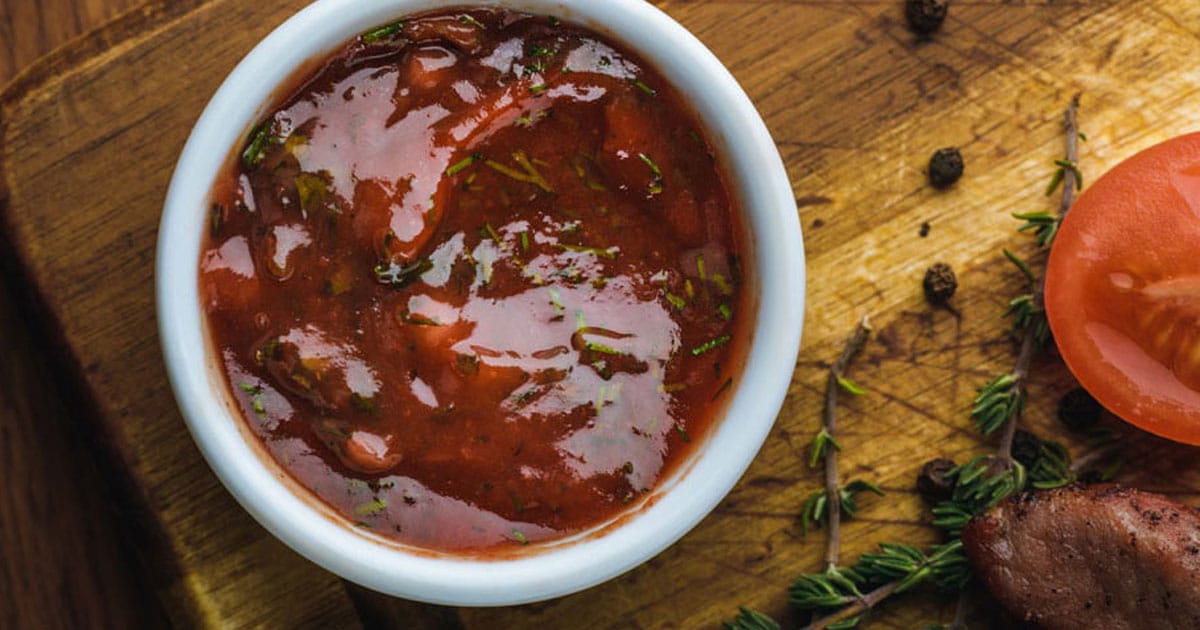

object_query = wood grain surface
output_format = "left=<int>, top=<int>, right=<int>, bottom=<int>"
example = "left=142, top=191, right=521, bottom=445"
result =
left=0, top=1, right=163, bottom=628
left=4, top=0, right=1200, bottom=628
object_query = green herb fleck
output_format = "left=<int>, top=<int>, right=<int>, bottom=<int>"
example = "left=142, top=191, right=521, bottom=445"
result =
left=584, top=341, right=625, bottom=356
left=638, top=153, right=667, bottom=194
left=446, top=154, right=480, bottom=177
left=483, top=222, right=502, bottom=243
left=638, top=153, right=663, bottom=178
left=674, top=423, right=691, bottom=443
left=548, top=287, right=565, bottom=319
left=353, top=498, right=388, bottom=517
left=485, top=151, right=554, bottom=192
left=458, top=14, right=486, bottom=29
left=632, top=79, right=657, bottom=96
left=512, top=529, right=529, bottom=545
left=242, top=122, right=276, bottom=169
left=712, top=273, right=733, bottom=295
left=665, top=293, right=686, bottom=311
left=529, top=83, right=549, bottom=95
left=362, top=22, right=404, bottom=44
left=692, top=335, right=731, bottom=356
left=557, top=243, right=617, bottom=259
left=718, top=303, right=733, bottom=321
left=520, top=231, right=530, bottom=252
left=239, top=383, right=266, bottom=416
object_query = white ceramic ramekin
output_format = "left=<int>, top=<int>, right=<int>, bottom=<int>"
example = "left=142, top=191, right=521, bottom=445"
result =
left=158, top=0, right=804, bottom=606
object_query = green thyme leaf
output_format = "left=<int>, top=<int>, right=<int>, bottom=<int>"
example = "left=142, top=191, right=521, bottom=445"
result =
left=836, top=377, right=867, bottom=396
left=809, top=427, right=841, bottom=468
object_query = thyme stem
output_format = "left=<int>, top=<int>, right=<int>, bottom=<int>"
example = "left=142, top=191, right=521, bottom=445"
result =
left=993, top=95, right=1081, bottom=464
left=822, top=319, right=872, bottom=568
left=802, top=578, right=901, bottom=630
left=1060, top=94, right=1082, bottom=217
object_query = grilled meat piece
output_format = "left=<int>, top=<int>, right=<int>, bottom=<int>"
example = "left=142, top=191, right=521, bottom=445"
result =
left=963, top=484, right=1200, bottom=629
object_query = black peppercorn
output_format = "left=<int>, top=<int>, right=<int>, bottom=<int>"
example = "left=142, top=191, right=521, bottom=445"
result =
left=1058, top=387, right=1103, bottom=432
left=906, top=0, right=949, bottom=36
left=928, top=147, right=964, bottom=188
left=1011, top=430, right=1042, bottom=470
left=923, top=263, right=957, bottom=305
left=916, top=458, right=957, bottom=503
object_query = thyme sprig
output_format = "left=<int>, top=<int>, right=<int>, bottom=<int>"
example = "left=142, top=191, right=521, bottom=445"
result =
left=727, top=96, right=1085, bottom=630
left=973, top=94, right=1081, bottom=465
left=815, top=319, right=874, bottom=567
left=795, top=542, right=970, bottom=630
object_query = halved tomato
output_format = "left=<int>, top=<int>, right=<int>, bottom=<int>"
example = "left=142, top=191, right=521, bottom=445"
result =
left=1046, top=132, right=1200, bottom=444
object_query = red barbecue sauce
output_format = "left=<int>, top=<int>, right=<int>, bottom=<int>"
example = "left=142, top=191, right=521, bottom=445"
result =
left=200, top=8, right=747, bottom=552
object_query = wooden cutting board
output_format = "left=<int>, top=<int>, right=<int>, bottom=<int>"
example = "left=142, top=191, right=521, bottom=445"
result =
left=4, top=0, right=1200, bottom=627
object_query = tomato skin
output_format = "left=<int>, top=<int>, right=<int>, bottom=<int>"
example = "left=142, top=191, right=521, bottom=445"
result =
left=1046, top=132, right=1200, bottom=445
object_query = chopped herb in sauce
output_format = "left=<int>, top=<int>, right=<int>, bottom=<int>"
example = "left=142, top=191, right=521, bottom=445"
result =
left=692, top=335, right=732, bottom=356
left=241, top=123, right=276, bottom=169
left=202, top=8, right=744, bottom=553
left=239, top=383, right=266, bottom=416
left=361, top=22, right=404, bottom=44
left=353, top=498, right=388, bottom=516
left=446, top=154, right=480, bottom=177
left=458, top=14, right=486, bottom=29
left=557, top=243, right=617, bottom=259
left=632, top=79, right=657, bottom=96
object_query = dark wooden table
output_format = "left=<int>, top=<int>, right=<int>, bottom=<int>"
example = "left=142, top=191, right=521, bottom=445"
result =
left=0, top=2, right=167, bottom=627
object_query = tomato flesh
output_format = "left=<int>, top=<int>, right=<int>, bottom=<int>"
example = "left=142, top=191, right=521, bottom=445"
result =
left=1046, top=132, right=1200, bottom=444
